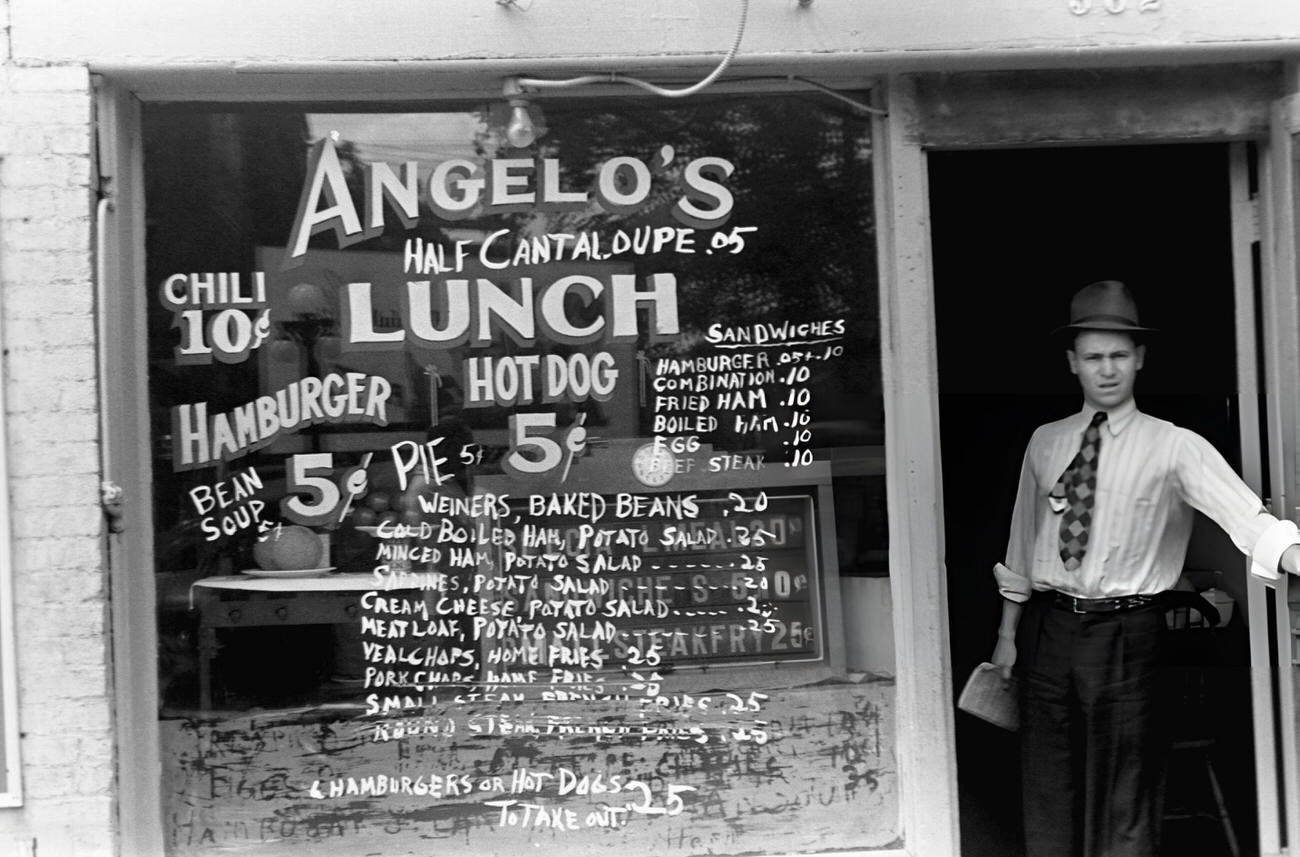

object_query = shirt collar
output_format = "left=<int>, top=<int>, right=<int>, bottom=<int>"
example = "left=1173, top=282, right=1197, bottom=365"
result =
left=1081, top=399, right=1139, bottom=437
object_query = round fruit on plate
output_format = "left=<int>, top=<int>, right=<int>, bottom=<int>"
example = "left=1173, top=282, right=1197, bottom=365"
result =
left=253, top=525, right=325, bottom=570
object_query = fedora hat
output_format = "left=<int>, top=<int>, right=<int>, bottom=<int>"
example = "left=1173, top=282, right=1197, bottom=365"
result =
left=1053, top=280, right=1157, bottom=336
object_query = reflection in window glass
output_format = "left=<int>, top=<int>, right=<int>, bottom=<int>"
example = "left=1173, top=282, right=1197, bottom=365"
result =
left=145, top=94, right=895, bottom=855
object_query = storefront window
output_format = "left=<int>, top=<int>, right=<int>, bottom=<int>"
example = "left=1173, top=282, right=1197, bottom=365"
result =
left=144, top=93, right=895, bottom=854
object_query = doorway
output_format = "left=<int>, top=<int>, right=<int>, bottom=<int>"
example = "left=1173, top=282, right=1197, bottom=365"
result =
left=929, top=143, right=1258, bottom=857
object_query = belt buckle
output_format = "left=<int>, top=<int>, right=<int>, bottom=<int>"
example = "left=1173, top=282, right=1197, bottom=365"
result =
left=1067, top=595, right=1086, bottom=614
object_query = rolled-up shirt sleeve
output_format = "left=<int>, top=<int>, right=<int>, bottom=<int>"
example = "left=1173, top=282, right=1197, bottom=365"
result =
left=1251, top=519, right=1299, bottom=580
left=1175, top=428, right=1299, bottom=580
left=995, top=441, right=1040, bottom=602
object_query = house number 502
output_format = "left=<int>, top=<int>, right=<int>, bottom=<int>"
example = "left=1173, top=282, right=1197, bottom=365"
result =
left=1069, top=0, right=1161, bottom=13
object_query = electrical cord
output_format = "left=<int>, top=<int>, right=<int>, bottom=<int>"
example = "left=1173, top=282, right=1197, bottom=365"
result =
left=727, top=76, right=887, bottom=116
left=514, top=0, right=749, bottom=98
left=501, top=2, right=884, bottom=117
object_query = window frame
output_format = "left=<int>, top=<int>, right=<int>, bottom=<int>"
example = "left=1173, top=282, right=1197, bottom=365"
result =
left=95, top=68, right=954, bottom=857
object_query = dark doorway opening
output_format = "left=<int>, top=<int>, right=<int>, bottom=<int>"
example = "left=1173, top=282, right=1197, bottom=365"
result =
left=929, top=143, right=1258, bottom=857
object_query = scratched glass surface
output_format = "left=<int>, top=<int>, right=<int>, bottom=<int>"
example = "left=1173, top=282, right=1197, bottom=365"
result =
left=143, top=95, right=896, bottom=855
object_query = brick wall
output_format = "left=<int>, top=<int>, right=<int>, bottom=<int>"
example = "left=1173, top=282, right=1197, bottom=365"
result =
left=0, top=60, right=117, bottom=856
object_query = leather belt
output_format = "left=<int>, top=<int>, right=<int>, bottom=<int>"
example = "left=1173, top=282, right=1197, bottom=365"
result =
left=1036, top=590, right=1159, bottom=615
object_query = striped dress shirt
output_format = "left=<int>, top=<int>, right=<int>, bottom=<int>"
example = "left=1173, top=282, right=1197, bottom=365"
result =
left=995, top=399, right=1299, bottom=601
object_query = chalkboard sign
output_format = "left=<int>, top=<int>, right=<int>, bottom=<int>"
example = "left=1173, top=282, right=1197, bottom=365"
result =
left=459, top=458, right=833, bottom=678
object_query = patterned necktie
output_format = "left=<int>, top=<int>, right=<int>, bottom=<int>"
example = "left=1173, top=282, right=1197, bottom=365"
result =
left=1050, top=411, right=1108, bottom=572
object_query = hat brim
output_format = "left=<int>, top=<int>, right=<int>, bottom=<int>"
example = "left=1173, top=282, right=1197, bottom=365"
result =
left=1051, top=321, right=1158, bottom=337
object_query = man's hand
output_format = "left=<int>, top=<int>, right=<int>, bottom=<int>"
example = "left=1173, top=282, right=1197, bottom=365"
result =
left=991, top=635, right=1016, bottom=684
left=1281, top=544, right=1300, bottom=577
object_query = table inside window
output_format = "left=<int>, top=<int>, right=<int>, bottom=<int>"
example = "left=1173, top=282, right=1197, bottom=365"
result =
left=189, top=573, right=381, bottom=710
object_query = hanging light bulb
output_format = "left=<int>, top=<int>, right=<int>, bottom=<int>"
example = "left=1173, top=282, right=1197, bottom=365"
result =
left=503, top=76, right=537, bottom=148
left=506, top=102, right=536, bottom=148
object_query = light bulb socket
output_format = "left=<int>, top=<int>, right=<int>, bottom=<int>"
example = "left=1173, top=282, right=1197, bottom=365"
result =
left=502, top=76, right=545, bottom=148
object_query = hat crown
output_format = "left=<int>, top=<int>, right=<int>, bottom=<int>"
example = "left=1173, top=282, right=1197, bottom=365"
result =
left=1064, top=280, right=1148, bottom=332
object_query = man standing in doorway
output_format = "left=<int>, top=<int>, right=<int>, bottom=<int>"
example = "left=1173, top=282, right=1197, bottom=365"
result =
left=991, top=280, right=1300, bottom=857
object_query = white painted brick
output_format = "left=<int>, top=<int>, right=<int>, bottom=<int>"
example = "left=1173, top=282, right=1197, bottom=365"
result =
left=24, top=759, right=107, bottom=806
left=20, top=664, right=108, bottom=706
left=23, top=766, right=77, bottom=802
left=0, top=95, right=91, bottom=131
left=11, top=505, right=102, bottom=540
left=58, top=636, right=111, bottom=671
left=72, top=756, right=114, bottom=798
left=5, top=441, right=99, bottom=478
left=11, top=477, right=100, bottom=509
left=14, top=503, right=102, bottom=536
left=1, top=251, right=93, bottom=286
left=11, top=349, right=99, bottom=384
left=0, top=838, right=37, bottom=857
left=0, top=818, right=32, bottom=841
left=21, top=586, right=105, bottom=617
left=23, top=607, right=104, bottom=646
left=50, top=381, right=99, bottom=416
left=4, top=125, right=45, bottom=154
left=9, top=318, right=98, bottom=351
left=60, top=373, right=100, bottom=400
left=18, top=736, right=78, bottom=771
left=48, top=126, right=92, bottom=156
left=0, top=62, right=152, bottom=857
left=4, top=293, right=94, bottom=326
left=0, top=185, right=84, bottom=221
left=71, top=832, right=116, bottom=857
left=24, top=699, right=111, bottom=738
left=7, top=392, right=97, bottom=429
left=0, top=153, right=90, bottom=189
left=10, top=537, right=102, bottom=572
left=70, top=812, right=118, bottom=857
left=18, top=608, right=88, bottom=647
left=10, top=345, right=95, bottom=383
left=5, top=379, right=96, bottom=418
left=2, top=218, right=91, bottom=253
left=7, top=382, right=97, bottom=420
left=56, top=665, right=111, bottom=699
left=4, top=65, right=90, bottom=94
left=5, top=356, right=99, bottom=393
left=27, top=581, right=102, bottom=612
left=27, top=800, right=113, bottom=850
left=4, top=411, right=98, bottom=444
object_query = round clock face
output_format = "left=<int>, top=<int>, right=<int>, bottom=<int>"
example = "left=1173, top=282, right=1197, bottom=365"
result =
left=631, top=443, right=676, bottom=487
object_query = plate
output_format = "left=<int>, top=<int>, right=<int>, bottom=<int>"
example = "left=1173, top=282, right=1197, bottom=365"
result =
left=241, top=566, right=337, bottom=579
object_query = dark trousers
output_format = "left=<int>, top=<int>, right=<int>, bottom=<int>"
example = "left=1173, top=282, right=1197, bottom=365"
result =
left=1017, top=593, right=1170, bottom=857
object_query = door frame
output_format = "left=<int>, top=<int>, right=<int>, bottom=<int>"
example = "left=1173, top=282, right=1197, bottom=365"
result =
left=895, top=63, right=1298, bottom=855
left=94, top=77, right=164, bottom=856
left=1244, top=82, right=1300, bottom=857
